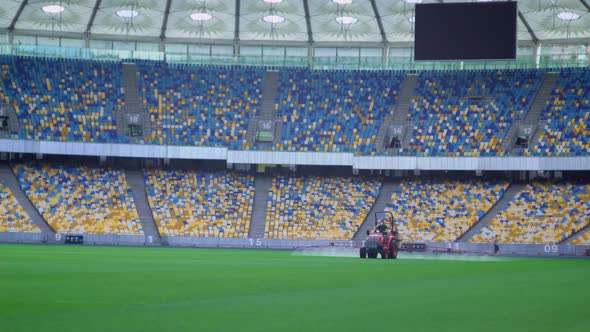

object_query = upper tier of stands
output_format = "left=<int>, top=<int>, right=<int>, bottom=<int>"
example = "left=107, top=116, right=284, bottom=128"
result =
left=144, top=169, right=254, bottom=238
left=530, top=68, right=590, bottom=156
left=0, top=56, right=123, bottom=142
left=385, top=179, right=508, bottom=242
left=0, top=55, right=588, bottom=156
left=272, top=68, right=403, bottom=154
left=406, top=69, right=543, bottom=156
left=136, top=62, right=264, bottom=148
left=0, top=179, right=39, bottom=233
left=264, top=175, right=380, bottom=240
left=471, top=181, right=590, bottom=244
left=13, top=164, right=143, bottom=235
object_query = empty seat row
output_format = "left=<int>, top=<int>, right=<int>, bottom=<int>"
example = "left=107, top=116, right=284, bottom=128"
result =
left=472, top=180, right=590, bottom=244
left=144, top=169, right=255, bottom=238
left=13, top=163, right=143, bottom=235
left=264, top=175, right=380, bottom=240
left=385, top=179, right=508, bottom=242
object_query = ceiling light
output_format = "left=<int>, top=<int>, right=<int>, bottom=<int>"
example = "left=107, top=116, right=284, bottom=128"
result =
left=116, top=10, right=139, bottom=19
left=263, top=15, right=285, bottom=24
left=333, top=0, right=353, bottom=4
left=403, top=0, right=423, bottom=4
left=264, top=0, right=284, bottom=3
left=42, top=5, right=65, bottom=14
left=557, top=12, right=581, bottom=21
left=336, top=16, right=358, bottom=25
left=190, top=12, right=213, bottom=21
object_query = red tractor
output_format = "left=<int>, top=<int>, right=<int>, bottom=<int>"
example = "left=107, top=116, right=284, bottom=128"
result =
left=360, top=212, right=401, bottom=259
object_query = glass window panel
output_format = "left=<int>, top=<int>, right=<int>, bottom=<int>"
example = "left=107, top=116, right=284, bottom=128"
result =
left=60, top=38, right=84, bottom=49
left=389, top=47, right=413, bottom=58
left=165, top=43, right=187, bottom=53
left=263, top=47, right=284, bottom=57
left=315, top=48, right=336, bottom=57
left=89, top=39, right=113, bottom=50
left=360, top=48, right=382, bottom=57
left=286, top=47, right=307, bottom=56
left=13, top=35, right=36, bottom=45
left=137, top=42, right=159, bottom=52
left=240, top=46, right=262, bottom=56
left=517, top=46, right=534, bottom=56
left=337, top=48, right=358, bottom=57
left=189, top=44, right=210, bottom=55
left=113, top=41, right=136, bottom=51
left=211, top=45, right=233, bottom=56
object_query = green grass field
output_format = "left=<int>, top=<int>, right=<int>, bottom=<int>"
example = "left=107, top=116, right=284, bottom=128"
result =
left=0, top=245, right=588, bottom=332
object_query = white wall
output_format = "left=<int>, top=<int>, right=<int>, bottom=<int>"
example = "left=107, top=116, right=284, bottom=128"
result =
left=1, top=139, right=589, bottom=171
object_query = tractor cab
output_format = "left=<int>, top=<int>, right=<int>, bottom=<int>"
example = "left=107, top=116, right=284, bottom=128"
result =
left=360, top=212, right=401, bottom=259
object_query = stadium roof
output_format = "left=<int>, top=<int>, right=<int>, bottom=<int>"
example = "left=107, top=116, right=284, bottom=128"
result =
left=1, top=0, right=589, bottom=47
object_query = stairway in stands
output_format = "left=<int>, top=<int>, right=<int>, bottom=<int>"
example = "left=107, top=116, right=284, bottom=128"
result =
left=376, top=74, right=419, bottom=151
left=248, top=175, right=272, bottom=239
left=122, top=63, right=152, bottom=141
left=393, top=74, right=419, bottom=124
left=260, top=71, right=279, bottom=120
left=0, top=102, right=21, bottom=138
left=125, top=170, right=162, bottom=245
left=523, top=72, right=559, bottom=125
left=353, top=180, right=400, bottom=241
left=458, top=183, right=525, bottom=242
left=0, top=163, right=56, bottom=242
left=504, top=72, right=559, bottom=152
left=247, top=70, right=280, bottom=146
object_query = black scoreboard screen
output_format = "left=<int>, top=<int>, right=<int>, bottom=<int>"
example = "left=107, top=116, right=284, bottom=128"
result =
left=414, top=2, right=517, bottom=61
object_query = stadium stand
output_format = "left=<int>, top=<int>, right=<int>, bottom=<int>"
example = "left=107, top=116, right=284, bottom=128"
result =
left=12, top=164, right=143, bottom=235
left=406, top=69, right=543, bottom=156
left=3, top=55, right=590, bottom=158
left=144, top=169, right=254, bottom=238
left=0, top=179, right=39, bottom=233
left=385, top=179, right=509, bottom=242
left=135, top=61, right=264, bottom=148
left=264, top=175, right=380, bottom=240
left=530, top=68, right=590, bottom=156
left=0, top=55, right=124, bottom=142
left=571, top=230, right=590, bottom=245
left=471, top=181, right=590, bottom=244
left=273, top=68, right=403, bottom=154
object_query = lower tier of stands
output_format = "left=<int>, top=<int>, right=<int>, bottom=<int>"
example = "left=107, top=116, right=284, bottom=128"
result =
left=385, top=179, right=509, bottom=242
left=144, top=169, right=254, bottom=238
left=471, top=181, right=590, bottom=244
left=2, top=164, right=589, bottom=245
left=0, top=180, right=39, bottom=233
left=571, top=230, right=590, bottom=245
left=12, top=164, right=143, bottom=235
left=264, top=175, right=380, bottom=240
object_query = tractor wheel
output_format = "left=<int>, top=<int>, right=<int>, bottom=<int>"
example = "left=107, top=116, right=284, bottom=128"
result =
left=368, top=248, right=378, bottom=259
left=360, top=247, right=367, bottom=258
left=389, top=246, right=398, bottom=259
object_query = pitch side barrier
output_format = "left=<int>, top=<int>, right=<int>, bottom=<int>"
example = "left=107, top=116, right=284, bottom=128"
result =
left=0, top=232, right=45, bottom=243
left=1, top=233, right=589, bottom=256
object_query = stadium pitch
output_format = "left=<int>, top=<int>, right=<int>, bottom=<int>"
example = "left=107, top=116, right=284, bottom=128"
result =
left=0, top=245, right=588, bottom=332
